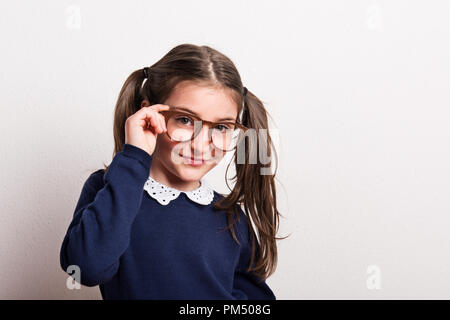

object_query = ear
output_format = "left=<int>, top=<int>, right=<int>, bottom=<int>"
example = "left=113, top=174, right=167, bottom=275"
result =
left=140, top=99, right=151, bottom=109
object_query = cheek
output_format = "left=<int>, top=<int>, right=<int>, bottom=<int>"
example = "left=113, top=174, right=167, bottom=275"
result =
left=156, top=136, right=223, bottom=168
left=204, top=161, right=218, bottom=172
left=153, top=136, right=180, bottom=168
left=156, top=135, right=178, bottom=154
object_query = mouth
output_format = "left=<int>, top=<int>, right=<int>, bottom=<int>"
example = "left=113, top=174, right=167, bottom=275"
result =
left=181, top=154, right=206, bottom=166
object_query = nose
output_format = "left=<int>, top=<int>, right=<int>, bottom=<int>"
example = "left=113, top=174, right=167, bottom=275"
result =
left=191, top=122, right=212, bottom=158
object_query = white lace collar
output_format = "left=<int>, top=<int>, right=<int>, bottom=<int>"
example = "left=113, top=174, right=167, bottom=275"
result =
left=143, top=176, right=215, bottom=206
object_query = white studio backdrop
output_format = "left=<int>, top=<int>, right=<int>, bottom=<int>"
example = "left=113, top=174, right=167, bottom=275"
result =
left=0, top=0, right=449, bottom=299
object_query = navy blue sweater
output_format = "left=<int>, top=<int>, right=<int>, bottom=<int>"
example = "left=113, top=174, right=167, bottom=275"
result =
left=60, top=143, right=276, bottom=300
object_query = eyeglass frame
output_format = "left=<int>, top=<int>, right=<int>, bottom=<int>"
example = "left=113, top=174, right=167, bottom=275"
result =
left=158, top=105, right=249, bottom=151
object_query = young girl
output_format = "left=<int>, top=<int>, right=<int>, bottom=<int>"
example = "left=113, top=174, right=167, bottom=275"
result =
left=60, top=43, right=284, bottom=300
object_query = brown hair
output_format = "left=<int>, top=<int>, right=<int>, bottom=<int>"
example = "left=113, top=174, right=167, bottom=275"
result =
left=103, top=43, right=288, bottom=281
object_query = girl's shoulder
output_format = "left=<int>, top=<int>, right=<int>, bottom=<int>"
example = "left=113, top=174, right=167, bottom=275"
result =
left=212, top=192, right=250, bottom=241
left=83, top=169, right=106, bottom=193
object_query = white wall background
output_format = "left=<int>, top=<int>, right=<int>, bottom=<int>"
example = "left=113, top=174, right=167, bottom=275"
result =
left=0, top=0, right=449, bottom=299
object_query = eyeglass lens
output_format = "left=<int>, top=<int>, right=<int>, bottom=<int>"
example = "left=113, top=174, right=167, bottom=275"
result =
left=165, top=112, right=243, bottom=151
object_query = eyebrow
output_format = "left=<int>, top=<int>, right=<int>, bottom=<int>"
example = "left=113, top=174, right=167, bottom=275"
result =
left=169, top=105, right=236, bottom=122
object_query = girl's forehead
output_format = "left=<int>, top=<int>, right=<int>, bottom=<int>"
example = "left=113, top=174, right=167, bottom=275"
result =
left=166, top=82, right=239, bottom=119
left=168, top=105, right=237, bottom=123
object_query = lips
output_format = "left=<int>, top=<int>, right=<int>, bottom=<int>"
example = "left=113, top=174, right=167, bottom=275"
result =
left=180, top=154, right=207, bottom=165
left=183, top=156, right=204, bottom=162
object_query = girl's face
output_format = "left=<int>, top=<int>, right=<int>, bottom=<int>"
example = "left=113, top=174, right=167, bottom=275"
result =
left=151, top=80, right=239, bottom=185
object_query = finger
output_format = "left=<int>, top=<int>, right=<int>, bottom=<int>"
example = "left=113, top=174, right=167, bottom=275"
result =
left=149, top=104, right=170, bottom=113
left=154, top=116, right=162, bottom=133
left=162, top=116, right=167, bottom=132
left=157, top=114, right=166, bottom=132
left=136, top=108, right=161, bottom=133
left=154, top=115, right=163, bottom=133
left=133, top=111, right=157, bottom=131
left=155, top=113, right=165, bottom=133
left=158, top=113, right=167, bottom=131
left=135, top=104, right=169, bottom=122
left=148, top=112, right=161, bottom=133
left=153, top=105, right=169, bottom=131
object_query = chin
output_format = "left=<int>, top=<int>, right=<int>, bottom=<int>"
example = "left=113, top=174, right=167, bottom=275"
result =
left=175, top=170, right=204, bottom=183
left=175, top=163, right=213, bottom=181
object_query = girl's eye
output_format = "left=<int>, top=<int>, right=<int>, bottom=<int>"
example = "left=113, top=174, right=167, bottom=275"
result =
left=175, top=116, right=193, bottom=126
left=215, top=124, right=232, bottom=132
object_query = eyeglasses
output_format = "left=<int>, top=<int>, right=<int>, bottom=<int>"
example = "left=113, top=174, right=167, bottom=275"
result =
left=159, top=106, right=249, bottom=152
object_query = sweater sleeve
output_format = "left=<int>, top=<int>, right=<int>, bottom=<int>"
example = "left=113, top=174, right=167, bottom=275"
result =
left=232, top=208, right=277, bottom=300
left=59, top=144, right=152, bottom=287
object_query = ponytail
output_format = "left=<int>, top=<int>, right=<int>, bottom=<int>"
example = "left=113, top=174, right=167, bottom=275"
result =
left=215, top=88, right=288, bottom=282
left=103, top=68, right=148, bottom=173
